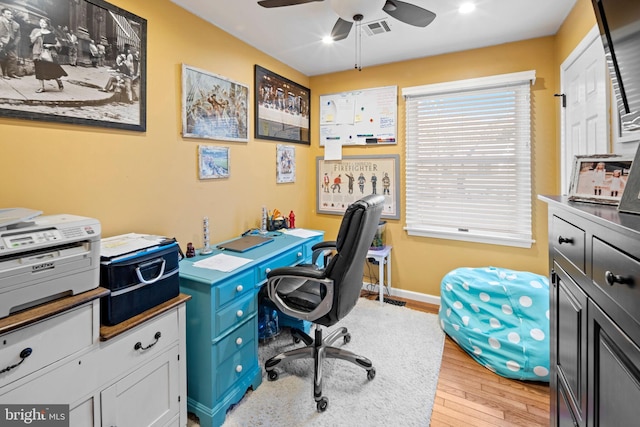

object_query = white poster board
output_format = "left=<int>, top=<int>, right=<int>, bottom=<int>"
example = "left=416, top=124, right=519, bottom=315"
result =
left=320, top=86, right=397, bottom=145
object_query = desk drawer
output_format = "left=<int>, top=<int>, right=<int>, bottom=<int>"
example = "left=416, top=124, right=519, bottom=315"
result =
left=216, top=317, right=255, bottom=362
left=552, top=215, right=586, bottom=273
left=592, top=237, right=640, bottom=327
left=256, top=246, right=304, bottom=284
left=215, top=293, right=255, bottom=338
left=216, top=270, right=254, bottom=309
left=0, top=303, right=95, bottom=388
left=216, top=342, right=256, bottom=400
left=302, top=236, right=324, bottom=263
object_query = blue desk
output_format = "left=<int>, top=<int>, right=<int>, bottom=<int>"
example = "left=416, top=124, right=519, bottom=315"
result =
left=179, top=230, right=324, bottom=427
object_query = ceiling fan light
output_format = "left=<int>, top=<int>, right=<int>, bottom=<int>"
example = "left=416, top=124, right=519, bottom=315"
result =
left=329, top=0, right=386, bottom=22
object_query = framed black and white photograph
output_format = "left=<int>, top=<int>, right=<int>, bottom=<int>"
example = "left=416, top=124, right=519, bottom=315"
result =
left=618, top=147, right=640, bottom=214
left=317, top=155, right=400, bottom=219
left=0, top=0, right=146, bottom=131
left=568, top=154, right=633, bottom=205
left=182, top=64, right=249, bottom=142
left=198, top=145, right=229, bottom=180
left=276, top=144, right=295, bottom=183
left=254, top=64, right=310, bottom=144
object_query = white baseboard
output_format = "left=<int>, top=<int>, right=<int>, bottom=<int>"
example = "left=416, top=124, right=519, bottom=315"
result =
left=362, top=282, right=441, bottom=306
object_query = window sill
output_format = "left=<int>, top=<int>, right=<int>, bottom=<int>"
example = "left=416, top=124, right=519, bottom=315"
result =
left=404, top=227, right=534, bottom=249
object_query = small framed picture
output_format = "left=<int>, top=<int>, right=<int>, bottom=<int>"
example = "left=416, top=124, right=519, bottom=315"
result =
left=568, top=154, right=633, bottom=205
left=276, top=145, right=295, bottom=184
left=618, top=147, right=640, bottom=214
left=198, top=145, right=229, bottom=179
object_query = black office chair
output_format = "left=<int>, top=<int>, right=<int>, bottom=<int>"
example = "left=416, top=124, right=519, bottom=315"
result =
left=264, top=194, right=385, bottom=412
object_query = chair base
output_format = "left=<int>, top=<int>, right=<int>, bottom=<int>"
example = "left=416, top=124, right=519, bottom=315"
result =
left=264, top=326, right=376, bottom=412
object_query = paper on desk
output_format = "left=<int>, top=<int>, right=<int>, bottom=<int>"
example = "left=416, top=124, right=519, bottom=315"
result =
left=192, top=253, right=252, bottom=272
left=283, top=228, right=323, bottom=238
left=101, top=233, right=166, bottom=258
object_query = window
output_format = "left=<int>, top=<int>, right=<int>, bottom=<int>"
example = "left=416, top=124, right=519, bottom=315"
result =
left=402, top=71, right=536, bottom=248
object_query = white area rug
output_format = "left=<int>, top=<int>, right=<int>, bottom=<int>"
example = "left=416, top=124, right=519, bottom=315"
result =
left=201, top=298, right=446, bottom=427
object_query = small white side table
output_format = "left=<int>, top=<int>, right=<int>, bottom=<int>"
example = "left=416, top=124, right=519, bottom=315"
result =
left=366, top=245, right=392, bottom=306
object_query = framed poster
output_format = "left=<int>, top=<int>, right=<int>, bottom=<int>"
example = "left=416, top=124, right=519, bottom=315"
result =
left=198, top=145, right=229, bottom=179
left=276, top=144, right=295, bottom=183
left=0, top=0, right=146, bottom=131
left=254, top=64, right=310, bottom=144
left=317, top=155, right=399, bottom=219
left=182, top=64, right=249, bottom=142
left=568, top=154, right=633, bottom=205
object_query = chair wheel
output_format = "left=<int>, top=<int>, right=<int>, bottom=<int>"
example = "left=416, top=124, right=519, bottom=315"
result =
left=344, top=333, right=351, bottom=344
left=267, top=370, right=279, bottom=381
left=293, top=336, right=301, bottom=344
left=316, top=397, right=328, bottom=412
left=367, top=368, right=376, bottom=380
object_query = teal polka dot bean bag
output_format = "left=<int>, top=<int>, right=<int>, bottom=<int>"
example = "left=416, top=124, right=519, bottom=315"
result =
left=438, top=267, right=550, bottom=382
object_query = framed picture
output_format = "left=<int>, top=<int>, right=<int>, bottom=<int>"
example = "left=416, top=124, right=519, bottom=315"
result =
left=182, top=64, right=249, bottom=142
left=0, top=0, right=146, bottom=131
left=276, top=144, right=295, bottom=184
left=618, top=147, right=640, bottom=214
left=254, top=65, right=310, bottom=144
left=568, top=154, right=633, bottom=205
left=317, top=155, right=400, bottom=219
left=198, top=145, right=229, bottom=179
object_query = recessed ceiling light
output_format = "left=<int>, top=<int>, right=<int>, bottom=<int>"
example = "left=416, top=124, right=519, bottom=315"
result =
left=459, top=2, right=476, bottom=14
left=322, top=35, right=334, bottom=44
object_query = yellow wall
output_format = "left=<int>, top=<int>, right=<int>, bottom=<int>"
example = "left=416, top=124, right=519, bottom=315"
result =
left=0, top=0, right=598, bottom=298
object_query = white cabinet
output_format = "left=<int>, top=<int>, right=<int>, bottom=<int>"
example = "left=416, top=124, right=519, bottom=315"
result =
left=0, top=289, right=189, bottom=427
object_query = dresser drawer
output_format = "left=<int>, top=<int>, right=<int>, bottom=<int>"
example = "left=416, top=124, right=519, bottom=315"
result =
left=216, top=317, right=255, bottom=362
left=216, top=342, right=256, bottom=400
left=216, top=270, right=254, bottom=309
left=214, top=293, right=255, bottom=338
left=552, top=215, right=586, bottom=273
left=97, top=308, right=179, bottom=382
left=0, top=302, right=95, bottom=388
left=592, top=237, right=640, bottom=327
left=256, top=245, right=304, bottom=284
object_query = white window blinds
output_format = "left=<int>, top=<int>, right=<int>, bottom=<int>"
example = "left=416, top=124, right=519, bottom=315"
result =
left=402, top=71, right=535, bottom=248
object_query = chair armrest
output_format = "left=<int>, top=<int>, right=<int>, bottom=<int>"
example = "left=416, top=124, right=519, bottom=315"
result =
left=311, top=241, right=337, bottom=251
left=266, top=265, right=325, bottom=280
left=311, top=241, right=337, bottom=265
left=267, top=273, right=334, bottom=322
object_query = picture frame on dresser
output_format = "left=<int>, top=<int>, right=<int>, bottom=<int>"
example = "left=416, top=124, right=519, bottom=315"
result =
left=568, top=154, right=633, bottom=205
left=618, top=147, right=640, bottom=214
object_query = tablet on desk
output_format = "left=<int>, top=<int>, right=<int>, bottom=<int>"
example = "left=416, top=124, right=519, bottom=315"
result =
left=217, top=235, right=274, bottom=252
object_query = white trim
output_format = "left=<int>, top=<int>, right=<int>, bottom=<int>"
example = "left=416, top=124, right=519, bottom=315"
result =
left=404, top=228, right=534, bottom=248
left=402, top=70, right=536, bottom=98
left=362, top=282, right=441, bottom=306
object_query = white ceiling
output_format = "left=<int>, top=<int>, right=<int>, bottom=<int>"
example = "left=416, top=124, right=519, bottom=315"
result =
left=170, top=0, right=577, bottom=76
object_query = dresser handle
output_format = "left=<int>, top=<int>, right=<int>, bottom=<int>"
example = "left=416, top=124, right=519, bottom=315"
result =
left=236, top=337, right=243, bottom=346
left=236, top=285, right=243, bottom=292
left=134, top=331, right=162, bottom=351
left=236, top=310, right=244, bottom=318
left=558, top=236, right=574, bottom=245
left=0, top=348, right=32, bottom=374
left=605, top=271, right=632, bottom=286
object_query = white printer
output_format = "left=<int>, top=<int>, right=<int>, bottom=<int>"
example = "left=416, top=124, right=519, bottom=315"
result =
left=0, top=208, right=101, bottom=318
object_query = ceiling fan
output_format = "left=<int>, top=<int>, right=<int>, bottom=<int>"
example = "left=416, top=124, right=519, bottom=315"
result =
left=257, top=0, right=436, bottom=41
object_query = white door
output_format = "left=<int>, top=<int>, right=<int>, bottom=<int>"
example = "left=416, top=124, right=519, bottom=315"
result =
left=560, top=26, right=609, bottom=194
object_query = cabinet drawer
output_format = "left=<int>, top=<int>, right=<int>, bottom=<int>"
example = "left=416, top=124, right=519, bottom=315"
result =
left=216, top=318, right=255, bottom=362
left=592, top=237, right=640, bottom=327
left=214, top=293, right=255, bottom=338
left=215, top=270, right=254, bottom=309
left=256, top=246, right=304, bottom=284
left=552, top=215, right=586, bottom=273
left=216, top=342, right=256, bottom=400
left=98, top=309, right=179, bottom=382
left=0, top=302, right=95, bottom=388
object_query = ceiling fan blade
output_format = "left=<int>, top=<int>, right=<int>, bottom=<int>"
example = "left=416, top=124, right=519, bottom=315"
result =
left=331, top=18, right=353, bottom=41
left=258, top=0, right=323, bottom=8
left=382, top=0, right=436, bottom=27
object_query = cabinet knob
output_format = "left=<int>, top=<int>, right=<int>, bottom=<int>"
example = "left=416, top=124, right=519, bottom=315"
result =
left=605, top=270, right=632, bottom=286
left=558, top=236, right=574, bottom=245
left=236, top=365, right=243, bottom=373
left=265, top=268, right=271, bottom=274
left=236, top=337, right=243, bottom=346
left=0, top=347, right=32, bottom=375
left=236, top=284, right=243, bottom=292
left=236, top=310, right=244, bottom=318
left=297, top=252, right=302, bottom=258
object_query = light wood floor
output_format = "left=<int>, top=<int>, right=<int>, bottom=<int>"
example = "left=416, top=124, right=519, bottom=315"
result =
left=361, top=292, right=550, bottom=426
